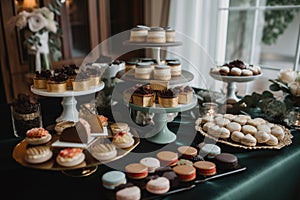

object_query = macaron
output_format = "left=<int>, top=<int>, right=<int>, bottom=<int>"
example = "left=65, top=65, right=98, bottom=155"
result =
left=116, top=186, right=141, bottom=200
left=193, top=161, right=216, bottom=176
left=24, top=145, right=53, bottom=164
left=214, top=153, right=238, bottom=171
left=156, top=151, right=178, bottom=166
left=140, top=157, right=160, bottom=173
left=172, top=165, right=196, bottom=182
left=102, top=170, right=127, bottom=190
left=199, top=143, right=221, bottom=158
left=111, top=123, right=130, bottom=134
left=146, top=176, right=170, bottom=194
left=177, top=146, right=198, bottom=159
left=125, top=163, right=148, bottom=179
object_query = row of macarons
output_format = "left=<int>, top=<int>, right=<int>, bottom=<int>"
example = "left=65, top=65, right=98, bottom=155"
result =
left=101, top=144, right=238, bottom=199
left=130, top=25, right=176, bottom=43
left=124, top=84, right=194, bottom=108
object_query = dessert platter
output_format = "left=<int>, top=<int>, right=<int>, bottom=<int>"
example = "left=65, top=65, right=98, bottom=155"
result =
left=195, top=113, right=293, bottom=150
left=12, top=120, right=140, bottom=176
left=98, top=144, right=246, bottom=200
left=210, top=60, right=263, bottom=102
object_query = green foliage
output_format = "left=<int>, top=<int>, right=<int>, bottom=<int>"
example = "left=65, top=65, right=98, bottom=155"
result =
left=262, top=0, right=300, bottom=45
left=228, top=91, right=287, bottom=123
left=47, top=0, right=62, bottom=61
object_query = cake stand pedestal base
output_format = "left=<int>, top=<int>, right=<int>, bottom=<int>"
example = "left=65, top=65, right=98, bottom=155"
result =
left=145, top=112, right=176, bottom=144
left=56, top=96, right=79, bottom=122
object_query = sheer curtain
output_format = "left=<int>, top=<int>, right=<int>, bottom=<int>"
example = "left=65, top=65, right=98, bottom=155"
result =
left=167, top=0, right=229, bottom=91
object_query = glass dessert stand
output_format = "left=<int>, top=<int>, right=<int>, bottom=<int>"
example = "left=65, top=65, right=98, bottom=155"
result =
left=30, top=82, right=104, bottom=122
left=129, top=96, right=197, bottom=144
left=210, top=72, right=262, bottom=102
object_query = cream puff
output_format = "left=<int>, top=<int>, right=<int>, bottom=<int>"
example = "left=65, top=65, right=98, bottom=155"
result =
left=25, top=127, right=52, bottom=145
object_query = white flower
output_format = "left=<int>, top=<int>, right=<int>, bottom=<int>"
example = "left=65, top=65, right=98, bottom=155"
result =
left=15, top=11, right=30, bottom=29
left=289, top=82, right=300, bottom=96
left=278, top=68, right=298, bottom=84
left=39, top=7, right=54, bottom=20
left=28, top=13, right=47, bottom=32
left=46, top=20, right=57, bottom=33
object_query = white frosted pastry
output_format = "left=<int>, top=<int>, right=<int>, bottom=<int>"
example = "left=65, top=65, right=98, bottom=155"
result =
left=271, top=126, right=285, bottom=140
left=255, top=131, right=271, bottom=143
left=154, top=65, right=171, bottom=81
left=56, top=147, right=85, bottom=167
left=226, top=122, right=242, bottom=132
left=24, top=145, right=53, bottom=164
left=25, top=127, right=52, bottom=145
left=266, top=134, right=279, bottom=146
left=231, top=131, right=244, bottom=143
left=91, top=143, right=117, bottom=161
left=112, top=132, right=135, bottom=148
left=217, top=127, right=231, bottom=139
left=215, top=117, right=231, bottom=127
left=242, top=125, right=257, bottom=135
left=241, top=134, right=257, bottom=147
left=257, top=124, right=271, bottom=134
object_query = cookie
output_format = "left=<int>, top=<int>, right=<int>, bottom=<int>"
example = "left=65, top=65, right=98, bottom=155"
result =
left=226, top=122, right=242, bottom=132
left=255, top=131, right=271, bottom=143
left=202, top=122, right=215, bottom=132
left=266, top=134, right=278, bottom=146
left=217, top=127, right=231, bottom=139
left=271, top=126, right=285, bottom=140
left=231, top=131, right=244, bottom=143
left=242, top=125, right=257, bottom=135
left=215, top=117, right=231, bottom=127
left=257, top=124, right=271, bottom=134
left=241, top=134, right=257, bottom=147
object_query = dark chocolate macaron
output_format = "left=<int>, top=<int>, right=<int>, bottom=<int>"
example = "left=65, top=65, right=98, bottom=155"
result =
left=214, top=153, right=238, bottom=170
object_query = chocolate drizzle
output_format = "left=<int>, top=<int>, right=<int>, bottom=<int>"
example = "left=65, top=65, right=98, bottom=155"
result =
left=223, top=59, right=246, bottom=69
left=158, top=89, right=179, bottom=98
left=133, top=85, right=154, bottom=95
left=35, top=70, right=52, bottom=79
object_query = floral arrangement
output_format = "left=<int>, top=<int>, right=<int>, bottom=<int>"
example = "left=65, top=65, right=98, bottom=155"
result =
left=10, top=1, right=62, bottom=72
left=269, top=68, right=300, bottom=110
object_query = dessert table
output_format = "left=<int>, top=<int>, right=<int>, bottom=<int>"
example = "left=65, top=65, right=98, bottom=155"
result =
left=0, top=97, right=300, bottom=200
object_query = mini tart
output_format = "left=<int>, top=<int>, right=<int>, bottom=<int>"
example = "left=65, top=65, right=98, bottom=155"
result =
left=33, top=70, right=52, bottom=89
left=156, top=151, right=178, bottom=166
left=177, top=146, right=198, bottom=159
left=193, top=161, right=216, bottom=176
left=71, top=72, right=91, bottom=91
left=25, top=127, right=52, bottom=145
left=85, top=67, right=102, bottom=87
left=24, top=145, right=53, bottom=164
left=112, top=132, right=134, bottom=149
left=56, top=147, right=85, bottom=167
left=91, top=143, right=117, bottom=161
left=125, top=163, right=148, bottom=179
left=146, top=177, right=170, bottom=194
left=172, top=165, right=196, bottom=182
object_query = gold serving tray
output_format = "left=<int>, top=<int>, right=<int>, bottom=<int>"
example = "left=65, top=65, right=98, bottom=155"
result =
left=195, top=124, right=293, bottom=150
left=12, top=128, right=140, bottom=171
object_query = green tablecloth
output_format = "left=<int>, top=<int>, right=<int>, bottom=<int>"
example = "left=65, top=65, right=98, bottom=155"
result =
left=1, top=110, right=299, bottom=200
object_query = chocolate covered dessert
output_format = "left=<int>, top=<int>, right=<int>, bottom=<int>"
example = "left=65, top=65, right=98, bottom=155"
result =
left=132, top=84, right=155, bottom=107
left=157, top=89, right=179, bottom=108
left=33, top=70, right=52, bottom=89
left=11, top=94, right=42, bottom=137
left=60, top=118, right=91, bottom=143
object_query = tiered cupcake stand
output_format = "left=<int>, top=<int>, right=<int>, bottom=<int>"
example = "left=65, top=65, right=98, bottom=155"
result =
left=120, top=41, right=197, bottom=144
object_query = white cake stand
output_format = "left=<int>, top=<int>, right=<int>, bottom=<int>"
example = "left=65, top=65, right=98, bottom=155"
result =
left=31, top=82, right=104, bottom=122
left=210, top=72, right=262, bottom=102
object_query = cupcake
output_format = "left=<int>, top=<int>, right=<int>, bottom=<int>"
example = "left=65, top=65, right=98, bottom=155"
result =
left=85, top=67, right=102, bottom=87
left=157, top=89, right=179, bottom=108
left=61, top=64, right=78, bottom=88
left=47, top=73, right=68, bottom=92
left=175, top=86, right=194, bottom=104
left=72, top=71, right=91, bottom=91
left=33, top=70, right=52, bottom=89
left=132, top=84, right=155, bottom=107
